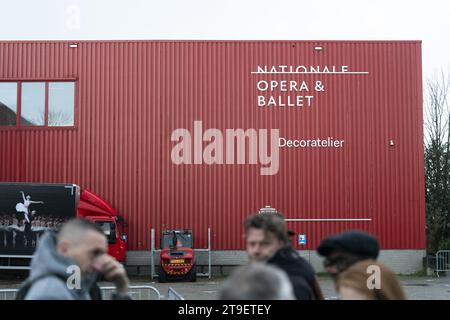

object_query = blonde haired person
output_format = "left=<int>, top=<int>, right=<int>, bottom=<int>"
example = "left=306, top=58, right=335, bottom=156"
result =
left=336, top=260, right=406, bottom=300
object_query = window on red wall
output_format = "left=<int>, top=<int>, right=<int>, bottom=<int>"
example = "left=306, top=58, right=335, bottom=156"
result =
left=21, top=82, right=46, bottom=126
left=0, top=81, right=75, bottom=128
left=0, top=82, right=18, bottom=126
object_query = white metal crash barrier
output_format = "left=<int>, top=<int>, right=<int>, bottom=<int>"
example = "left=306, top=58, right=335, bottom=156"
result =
left=0, top=255, right=33, bottom=270
left=0, top=285, right=161, bottom=300
left=0, top=289, right=18, bottom=300
left=435, top=250, right=450, bottom=276
left=167, top=287, right=185, bottom=300
left=150, top=228, right=212, bottom=280
left=100, top=285, right=161, bottom=300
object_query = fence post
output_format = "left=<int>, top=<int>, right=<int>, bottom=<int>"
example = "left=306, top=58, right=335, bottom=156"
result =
left=208, top=227, right=211, bottom=279
left=150, top=228, right=155, bottom=280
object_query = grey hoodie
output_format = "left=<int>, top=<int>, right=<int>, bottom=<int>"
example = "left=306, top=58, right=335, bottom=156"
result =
left=25, top=231, right=98, bottom=300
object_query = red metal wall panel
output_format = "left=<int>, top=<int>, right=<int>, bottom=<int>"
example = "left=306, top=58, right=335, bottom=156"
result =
left=0, top=41, right=425, bottom=251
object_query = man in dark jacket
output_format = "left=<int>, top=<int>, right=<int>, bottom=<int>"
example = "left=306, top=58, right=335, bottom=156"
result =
left=244, top=213, right=324, bottom=300
left=24, top=218, right=130, bottom=300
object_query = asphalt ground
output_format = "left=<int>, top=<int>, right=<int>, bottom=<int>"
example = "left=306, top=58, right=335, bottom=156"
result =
left=126, top=275, right=450, bottom=300
left=1, top=273, right=450, bottom=300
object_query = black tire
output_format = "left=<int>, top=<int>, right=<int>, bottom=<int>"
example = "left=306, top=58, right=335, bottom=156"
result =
left=187, top=266, right=197, bottom=282
left=158, top=266, right=168, bottom=283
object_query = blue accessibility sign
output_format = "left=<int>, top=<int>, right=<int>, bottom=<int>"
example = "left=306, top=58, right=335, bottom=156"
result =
left=298, top=234, right=307, bottom=245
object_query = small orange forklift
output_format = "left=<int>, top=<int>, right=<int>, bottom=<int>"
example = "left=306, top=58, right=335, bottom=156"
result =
left=158, top=230, right=196, bottom=282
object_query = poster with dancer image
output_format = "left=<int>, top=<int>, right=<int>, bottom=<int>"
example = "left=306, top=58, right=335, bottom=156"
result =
left=0, top=183, right=80, bottom=255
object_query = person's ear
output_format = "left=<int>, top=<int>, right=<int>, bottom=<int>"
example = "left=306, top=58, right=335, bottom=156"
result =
left=57, top=240, right=70, bottom=256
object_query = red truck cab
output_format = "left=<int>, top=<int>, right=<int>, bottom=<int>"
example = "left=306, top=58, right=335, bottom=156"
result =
left=76, top=189, right=127, bottom=263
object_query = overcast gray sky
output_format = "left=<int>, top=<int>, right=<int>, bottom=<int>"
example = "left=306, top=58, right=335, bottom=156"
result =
left=0, top=0, right=449, bottom=78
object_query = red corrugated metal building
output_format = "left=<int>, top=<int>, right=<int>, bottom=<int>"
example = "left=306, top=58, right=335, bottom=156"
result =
left=0, top=41, right=425, bottom=271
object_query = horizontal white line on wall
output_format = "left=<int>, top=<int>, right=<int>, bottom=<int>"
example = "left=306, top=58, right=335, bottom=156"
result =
left=251, top=71, right=370, bottom=74
left=285, top=218, right=372, bottom=222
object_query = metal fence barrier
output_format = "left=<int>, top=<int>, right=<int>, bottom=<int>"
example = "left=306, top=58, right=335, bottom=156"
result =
left=100, top=285, right=161, bottom=300
left=167, top=287, right=185, bottom=300
left=0, top=255, right=33, bottom=270
left=0, top=285, right=161, bottom=300
left=0, top=289, right=19, bottom=300
left=435, top=250, right=450, bottom=276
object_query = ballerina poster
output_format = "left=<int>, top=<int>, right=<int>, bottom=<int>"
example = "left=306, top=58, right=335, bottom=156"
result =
left=0, top=183, right=78, bottom=255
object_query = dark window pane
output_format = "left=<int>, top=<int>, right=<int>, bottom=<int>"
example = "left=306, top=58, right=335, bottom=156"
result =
left=48, top=82, right=75, bottom=126
left=21, top=82, right=45, bottom=126
left=0, top=82, right=18, bottom=126
left=94, top=221, right=116, bottom=244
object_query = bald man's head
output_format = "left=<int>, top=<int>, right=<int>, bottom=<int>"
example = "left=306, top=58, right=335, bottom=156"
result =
left=57, top=219, right=108, bottom=275
left=57, top=219, right=103, bottom=245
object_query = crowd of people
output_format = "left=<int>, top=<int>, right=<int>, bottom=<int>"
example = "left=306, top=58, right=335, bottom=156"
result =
left=13, top=209, right=406, bottom=300
left=219, top=211, right=405, bottom=300
left=0, top=213, right=67, bottom=250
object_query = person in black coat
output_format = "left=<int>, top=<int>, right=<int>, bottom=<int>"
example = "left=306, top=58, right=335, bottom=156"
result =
left=4, top=216, right=14, bottom=249
left=13, top=219, right=25, bottom=249
left=267, top=244, right=320, bottom=300
left=23, top=210, right=40, bottom=248
left=317, top=230, right=380, bottom=281
left=244, top=213, right=324, bottom=300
